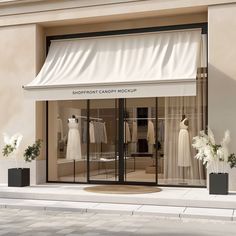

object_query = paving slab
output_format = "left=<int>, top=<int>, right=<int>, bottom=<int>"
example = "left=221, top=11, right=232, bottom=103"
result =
left=0, top=197, right=236, bottom=221
left=87, top=203, right=141, bottom=214
left=233, top=209, right=236, bottom=221
left=0, top=198, right=99, bottom=212
left=182, top=207, right=234, bottom=221
left=134, top=205, right=185, bottom=217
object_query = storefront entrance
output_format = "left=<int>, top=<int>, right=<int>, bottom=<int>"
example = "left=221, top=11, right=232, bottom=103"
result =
left=47, top=89, right=207, bottom=187
left=87, top=98, right=158, bottom=184
left=24, top=23, right=208, bottom=187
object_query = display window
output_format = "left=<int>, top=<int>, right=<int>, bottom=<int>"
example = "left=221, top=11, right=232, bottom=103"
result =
left=47, top=74, right=207, bottom=186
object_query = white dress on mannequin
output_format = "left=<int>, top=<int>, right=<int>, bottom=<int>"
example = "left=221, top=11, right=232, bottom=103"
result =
left=66, top=118, right=82, bottom=160
left=178, top=118, right=191, bottom=167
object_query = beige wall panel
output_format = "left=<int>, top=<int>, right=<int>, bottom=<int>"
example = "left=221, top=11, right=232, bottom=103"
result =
left=208, top=4, right=236, bottom=190
left=2, top=0, right=236, bottom=28
left=35, top=25, right=46, bottom=162
left=0, top=0, right=212, bottom=27
left=0, top=24, right=37, bottom=184
left=45, top=13, right=207, bottom=36
left=36, top=24, right=45, bottom=74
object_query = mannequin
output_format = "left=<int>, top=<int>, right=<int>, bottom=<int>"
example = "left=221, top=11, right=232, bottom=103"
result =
left=66, top=115, right=82, bottom=160
left=178, top=113, right=191, bottom=184
left=69, top=114, right=78, bottom=123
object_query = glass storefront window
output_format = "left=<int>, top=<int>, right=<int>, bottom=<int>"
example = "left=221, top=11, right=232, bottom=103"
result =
left=158, top=75, right=207, bottom=186
left=48, top=100, right=88, bottom=182
left=47, top=76, right=207, bottom=186
left=89, top=99, right=118, bottom=181
left=124, top=98, right=157, bottom=183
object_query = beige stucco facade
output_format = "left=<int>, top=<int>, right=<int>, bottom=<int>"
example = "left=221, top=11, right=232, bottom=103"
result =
left=0, top=0, right=236, bottom=189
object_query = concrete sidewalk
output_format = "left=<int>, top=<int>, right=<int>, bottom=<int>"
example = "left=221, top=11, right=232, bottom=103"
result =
left=0, top=183, right=236, bottom=221
left=1, top=184, right=236, bottom=209
left=0, top=197, right=235, bottom=221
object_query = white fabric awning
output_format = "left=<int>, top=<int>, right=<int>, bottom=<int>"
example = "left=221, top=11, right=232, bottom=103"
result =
left=24, top=29, right=202, bottom=100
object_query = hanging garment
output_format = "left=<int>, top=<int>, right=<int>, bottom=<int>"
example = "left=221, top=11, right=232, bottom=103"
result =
left=98, top=122, right=104, bottom=143
left=158, top=120, right=164, bottom=142
left=131, top=121, right=138, bottom=143
left=89, top=121, right=95, bottom=143
left=82, top=120, right=87, bottom=143
left=89, top=121, right=107, bottom=143
left=93, top=121, right=101, bottom=143
left=147, top=120, right=155, bottom=144
left=66, top=118, right=82, bottom=160
left=124, top=121, right=131, bottom=143
left=103, top=122, right=108, bottom=144
left=178, top=118, right=191, bottom=167
left=57, top=118, right=63, bottom=140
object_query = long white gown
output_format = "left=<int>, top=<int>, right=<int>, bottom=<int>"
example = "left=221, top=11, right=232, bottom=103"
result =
left=66, top=118, right=82, bottom=160
left=178, top=118, right=191, bottom=167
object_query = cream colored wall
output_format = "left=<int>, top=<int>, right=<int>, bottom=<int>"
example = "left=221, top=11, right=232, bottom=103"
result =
left=1, top=1, right=236, bottom=188
left=35, top=25, right=46, bottom=161
left=208, top=4, right=236, bottom=190
left=0, top=0, right=230, bottom=28
left=0, top=24, right=37, bottom=184
left=45, top=13, right=207, bottom=36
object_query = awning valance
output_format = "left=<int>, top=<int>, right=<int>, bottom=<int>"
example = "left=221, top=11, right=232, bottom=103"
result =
left=24, top=29, right=202, bottom=100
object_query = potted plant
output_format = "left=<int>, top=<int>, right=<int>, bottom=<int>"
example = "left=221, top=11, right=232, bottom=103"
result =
left=192, top=128, right=236, bottom=195
left=2, top=133, right=42, bottom=187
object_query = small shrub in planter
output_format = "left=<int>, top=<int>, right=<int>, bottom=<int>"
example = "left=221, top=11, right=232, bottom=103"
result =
left=23, top=139, right=42, bottom=162
left=2, top=133, right=42, bottom=187
left=192, top=128, right=236, bottom=195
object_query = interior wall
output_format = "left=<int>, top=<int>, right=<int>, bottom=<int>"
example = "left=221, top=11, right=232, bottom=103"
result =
left=0, top=24, right=37, bottom=184
left=208, top=3, right=236, bottom=190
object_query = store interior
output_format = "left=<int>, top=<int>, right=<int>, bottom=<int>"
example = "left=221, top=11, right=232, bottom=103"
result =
left=48, top=76, right=207, bottom=186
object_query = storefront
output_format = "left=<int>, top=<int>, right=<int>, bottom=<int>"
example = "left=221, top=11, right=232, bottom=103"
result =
left=24, top=24, right=207, bottom=187
left=1, top=0, right=236, bottom=190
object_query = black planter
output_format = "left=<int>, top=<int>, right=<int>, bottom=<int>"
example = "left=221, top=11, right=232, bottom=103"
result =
left=209, top=173, right=228, bottom=195
left=8, top=168, right=30, bottom=187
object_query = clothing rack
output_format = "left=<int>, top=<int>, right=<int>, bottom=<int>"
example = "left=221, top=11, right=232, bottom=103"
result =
left=125, top=118, right=164, bottom=120
left=76, top=115, right=103, bottom=121
left=125, top=118, right=156, bottom=120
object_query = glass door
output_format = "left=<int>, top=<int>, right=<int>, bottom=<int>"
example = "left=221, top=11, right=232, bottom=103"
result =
left=124, top=98, right=157, bottom=184
left=85, top=98, right=158, bottom=184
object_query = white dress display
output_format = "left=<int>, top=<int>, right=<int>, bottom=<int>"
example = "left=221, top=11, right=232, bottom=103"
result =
left=66, top=118, right=82, bottom=160
left=178, top=118, right=191, bottom=167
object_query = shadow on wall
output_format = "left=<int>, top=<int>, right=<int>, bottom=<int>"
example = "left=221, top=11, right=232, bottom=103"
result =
left=208, top=63, right=236, bottom=151
left=208, top=63, right=236, bottom=191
